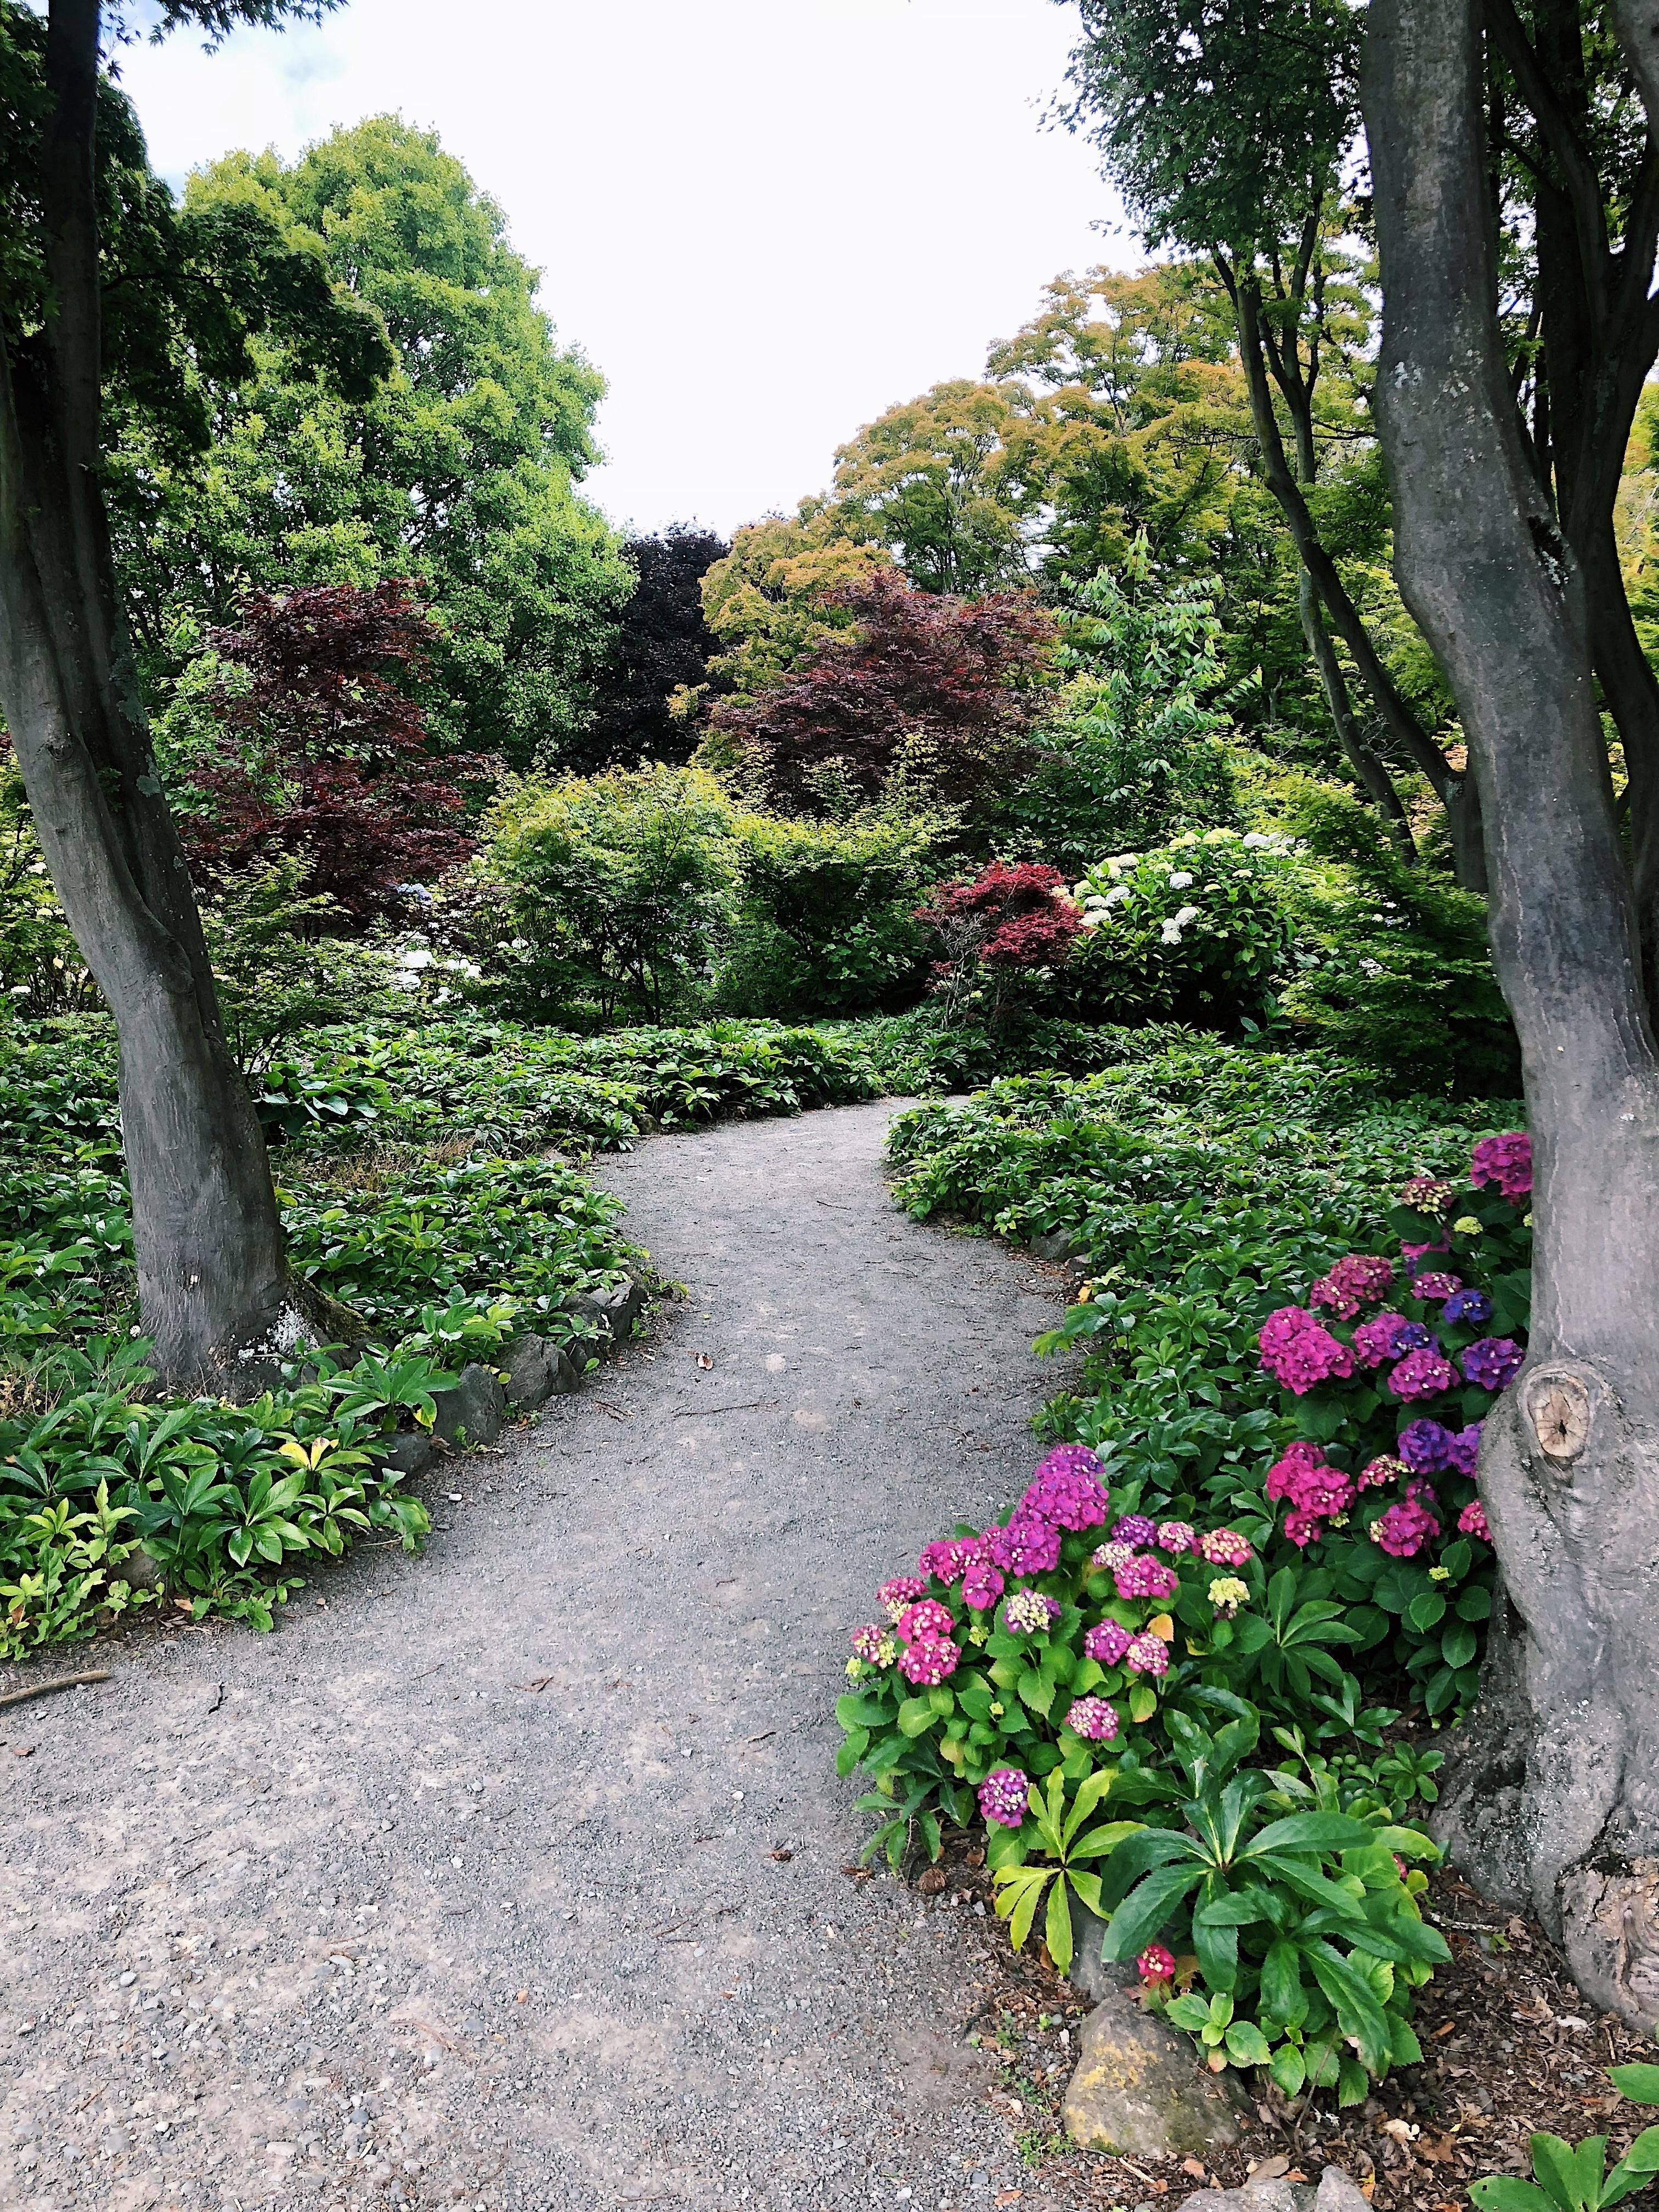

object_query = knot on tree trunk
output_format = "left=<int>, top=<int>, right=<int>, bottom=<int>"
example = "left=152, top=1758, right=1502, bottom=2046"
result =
left=1434, top=1359, right=1659, bottom=2035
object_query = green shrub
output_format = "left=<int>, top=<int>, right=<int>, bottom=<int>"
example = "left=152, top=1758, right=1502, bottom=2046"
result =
left=718, top=807, right=940, bottom=1016
left=487, top=764, right=744, bottom=1021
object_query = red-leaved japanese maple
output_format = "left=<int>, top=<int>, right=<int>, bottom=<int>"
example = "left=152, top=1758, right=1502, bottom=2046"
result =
left=183, top=582, right=473, bottom=919
left=707, top=570, right=1056, bottom=809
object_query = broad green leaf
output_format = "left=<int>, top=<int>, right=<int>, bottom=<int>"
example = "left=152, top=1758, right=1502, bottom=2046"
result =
left=1260, top=1938, right=1306, bottom=2025
left=1046, top=1875, right=1075, bottom=1971
left=1528, top=2134, right=1592, bottom=2212
left=1470, top=2182, right=1556, bottom=2212
left=1269, top=2042, right=1306, bottom=2097
left=1246, top=1812, right=1379, bottom=1857
left=896, top=1697, right=938, bottom=1739
left=1101, top=1861, right=1206, bottom=1961
left=1610, top=2067, right=1659, bottom=2108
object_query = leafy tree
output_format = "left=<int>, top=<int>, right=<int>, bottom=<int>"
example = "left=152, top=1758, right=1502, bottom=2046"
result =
left=703, top=571, right=1056, bottom=814
left=1362, top=0, right=1659, bottom=2042
left=111, top=115, right=633, bottom=765
left=1003, top=543, right=1239, bottom=871
left=695, top=506, right=891, bottom=712
left=174, top=582, right=473, bottom=919
left=0, top=0, right=387, bottom=1387
left=578, top=526, right=730, bottom=770
left=1056, top=0, right=1475, bottom=873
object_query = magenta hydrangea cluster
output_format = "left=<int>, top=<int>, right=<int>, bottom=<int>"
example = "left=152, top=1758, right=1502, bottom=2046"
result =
left=1371, top=1486, right=1442, bottom=1558
left=1352, top=1313, right=1431, bottom=1368
left=1310, top=1252, right=1395, bottom=1318
left=1410, top=1272, right=1462, bottom=1302
left=896, top=1599, right=955, bottom=1644
left=1259, top=1305, right=1355, bottom=1394
left=878, top=1576, right=927, bottom=1620
left=1125, top=1632, right=1170, bottom=1676
left=978, top=1767, right=1030, bottom=1828
left=1471, top=1131, right=1532, bottom=1201
left=1458, top=1498, right=1491, bottom=1541
left=1199, top=1528, right=1252, bottom=1566
left=1389, top=1341, right=1458, bottom=1401
left=1156, top=1520, right=1199, bottom=1554
left=1109, top=1513, right=1158, bottom=1547
left=1113, top=1551, right=1181, bottom=1601
left=1084, top=1618, right=1133, bottom=1665
left=1065, top=1695, right=1120, bottom=1742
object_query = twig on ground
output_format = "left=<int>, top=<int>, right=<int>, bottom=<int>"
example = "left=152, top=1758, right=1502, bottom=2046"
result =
left=0, top=1669, right=110, bottom=1709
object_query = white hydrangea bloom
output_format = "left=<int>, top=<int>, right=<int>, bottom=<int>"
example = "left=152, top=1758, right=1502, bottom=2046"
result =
left=1160, top=919, right=1184, bottom=945
left=1169, top=870, right=1195, bottom=889
left=1173, top=904, right=1201, bottom=927
left=1103, top=884, right=1131, bottom=908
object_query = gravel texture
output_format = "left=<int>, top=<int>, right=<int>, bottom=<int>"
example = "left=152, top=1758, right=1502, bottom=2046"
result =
left=0, top=1101, right=1084, bottom=2212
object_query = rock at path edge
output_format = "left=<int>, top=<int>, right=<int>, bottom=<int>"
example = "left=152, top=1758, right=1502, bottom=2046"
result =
left=1176, top=2163, right=1372, bottom=2212
left=1062, top=1989, right=1251, bottom=2157
left=499, top=1332, right=580, bottom=1408
left=431, top=1364, right=506, bottom=1448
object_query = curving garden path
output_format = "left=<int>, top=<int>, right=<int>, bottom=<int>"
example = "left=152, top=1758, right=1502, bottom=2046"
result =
left=0, top=1102, right=1080, bottom=2212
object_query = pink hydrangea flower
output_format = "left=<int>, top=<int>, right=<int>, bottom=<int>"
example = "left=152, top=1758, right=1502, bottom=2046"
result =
left=895, top=1599, right=955, bottom=1645
left=1091, top=1541, right=1137, bottom=1572
left=878, top=1576, right=927, bottom=1621
left=1114, top=1553, right=1181, bottom=1601
left=1021, top=1446, right=1109, bottom=1531
left=1283, top=1509, right=1323, bottom=1548
left=919, top=1537, right=981, bottom=1586
left=1125, top=1632, right=1170, bottom=1677
left=1370, top=1495, right=1442, bottom=1558
left=1410, top=1271, right=1463, bottom=1302
left=1155, top=1520, right=1199, bottom=1554
left=1084, top=1618, right=1133, bottom=1666
left=1387, top=1343, right=1457, bottom=1401
left=1402, top=1238, right=1452, bottom=1265
left=1259, top=1306, right=1356, bottom=1394
left=1400, top=1176, right=1455, bottom=1211
left=1265, top=1442, right=1353, bottom=1519
left=1310, top=1254, right=1395, bottom=1318
left=849, top=1623, right=894, bottom=1665
left=1471, top=1131, right=1532, bottom=1201
left=1458, top=1498, right=1491, bottom=1542
left=1065, top=1696, right=1120, bottom=1742
left=1359, top=1454, right=1409, bottom=1491
left=898, top=1633, right=960, bottom=1685
left=985, top=1508, right=1063, bottom=1578
left=960, top=1560, right=1006, bottom=1612
left=978, top=1767, right=1030, bottom=1828
left=1137, top=1943, right=1176, bottom=1986
left=1199, top=1528, right=1252, bottom=1566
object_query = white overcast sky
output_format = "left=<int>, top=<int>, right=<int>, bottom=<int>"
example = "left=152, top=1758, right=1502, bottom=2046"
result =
left=116, top=0, right=1129, bottom=539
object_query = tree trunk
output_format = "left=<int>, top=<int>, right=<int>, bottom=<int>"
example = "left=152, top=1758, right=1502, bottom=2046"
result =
left=1365, top=0, right=1659, bottom=2036
left=0, top=0, right=348, bottom=1394
left=1296, top=572, right=1418, bottom=861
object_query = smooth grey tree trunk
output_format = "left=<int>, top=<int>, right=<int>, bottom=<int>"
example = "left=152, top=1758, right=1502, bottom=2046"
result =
left=0, top=0, right=350, bottom=1393
left=1365, top=0, right=1659, bottom=2036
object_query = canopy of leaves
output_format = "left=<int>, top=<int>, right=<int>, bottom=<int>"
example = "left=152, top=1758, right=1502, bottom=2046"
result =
left=109, top=115, right=632, bottom=766
left=703, top=571, right=1057, bottom=812
left=578, top=526, right=731, bottom=771
left=695, top=507, right=892, bottom=710
left=1057, top=0, right=1363, bottom=254
left=173, top=582, right=473, bottom=918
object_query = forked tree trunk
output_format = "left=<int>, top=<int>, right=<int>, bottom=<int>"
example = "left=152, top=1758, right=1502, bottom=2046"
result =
left=0, top=0, right=348, bottom=1393
left=1365, top=0, right=1659, bottom=2035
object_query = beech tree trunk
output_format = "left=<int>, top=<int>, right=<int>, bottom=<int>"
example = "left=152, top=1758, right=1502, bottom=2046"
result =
left=1365, top=0, right=1659, bottom=2035
left=0, top=0, right=345, bottom=1393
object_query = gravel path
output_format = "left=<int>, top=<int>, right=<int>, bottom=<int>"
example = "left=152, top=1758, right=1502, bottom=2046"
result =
left=0, top=1102, right=1078, bottom=2212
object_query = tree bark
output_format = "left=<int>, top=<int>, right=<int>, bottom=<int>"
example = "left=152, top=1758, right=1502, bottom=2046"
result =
left=0, top=0, right=349, bottom=1393
left=1365, top=0, right=1659, bottom=2036
left=1296, top=572, right=1418, bottom=860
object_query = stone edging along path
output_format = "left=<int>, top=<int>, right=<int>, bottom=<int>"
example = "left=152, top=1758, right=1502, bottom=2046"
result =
left=0, top=1099, right=1104, bottom=2211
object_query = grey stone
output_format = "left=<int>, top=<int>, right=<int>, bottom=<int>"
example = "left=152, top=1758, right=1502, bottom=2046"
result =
left=1029, top=1226, right=1081, bottom=1263
left=430, top=1363, right=506, bottom=1448
left=375, top=1430, right=437, bottom=1482
left=560, top=1276, right=647, bottom=1350
left=1066, top=1900, right=1139, bottom=2005
left=1172, top=2167, right=1371, bottom=2212
left=499, top=1333, right=580, bottom=1409
left=118, top=1544, right=167, bottom=1592
left=1062, top=1990, right=1250, bottom=2157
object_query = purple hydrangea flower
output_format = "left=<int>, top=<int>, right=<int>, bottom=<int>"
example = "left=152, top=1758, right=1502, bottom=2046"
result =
left=1020, top=1446, right=1109, bottom=1532
left=960, top=1560, right=1006, bottom=1612
left=1084, top=1618, right=1133, bottom=1666
left=985, top=1508, right=1063, bottom=1578
left=1309, top=1253, right=1396, bottom=1319
left=919, top=1537, right=981, bottom=1586
left=1441, top=1288, right=1493, bottom=1328
left=1370, top=1495, right=1441, bottom=1558
left=1110, top=1514, right=1158, bottom=1547
left=1387, top=1342, right=1457, bottom=1401
left=895, top=1599, right=955, bottom=1645
left=978, top=1767, right=1030, bottom=1829
left=1065, top=1696, right=1120, bottom=1742
left=1446, top=1422, right=1484, bottom=1477
left=1470, top=1131, right=1531, bottom=1201
left=1398, top=1420, right=1455, bottom=1474
left=1352, top=1311, right=1413, bottom=1368
left=1462, top=1337, right=1524, bottom=1392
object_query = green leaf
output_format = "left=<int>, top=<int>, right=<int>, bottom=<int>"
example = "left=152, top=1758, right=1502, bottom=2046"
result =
left=1470, top=2183, right=1556, bottom=2212
left=1246, top=1812, right=1379, bottom=1857
left=1166, top=1993, right=1212, bottom=2032
left=1224, top=2020, right=1273, bottom=2067
left=1269, top=2042, right=1306, bottom=2098
left=1407, top=1591, right=1447, bottom=1633
left=1046, top=1875, right=1075, bottom=1971
left=1102, top=1861, right=1206, bottom=1961
left=1610, top=2067, right=1659, bottom=2108
left=1442, top=1621, right=1479, bottom=1670
left=1261, top=1938, right=1306, bottom=2026
left=1128, top=1684, right=1158, bottom=1723
left=1530, top=2134, right=1595, bottom=2212
left=897, top=1697, right=938, bottom=1739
